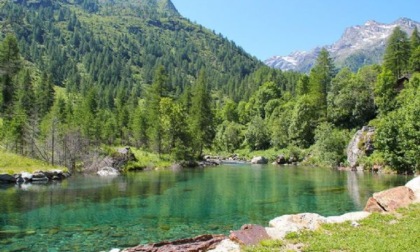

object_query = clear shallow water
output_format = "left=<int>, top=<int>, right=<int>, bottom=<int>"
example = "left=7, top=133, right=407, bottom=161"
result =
left=0, top=164, right=412, bottom=251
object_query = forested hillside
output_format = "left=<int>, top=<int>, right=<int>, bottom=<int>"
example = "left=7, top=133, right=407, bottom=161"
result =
left=0, top=0, right=418, bottom=174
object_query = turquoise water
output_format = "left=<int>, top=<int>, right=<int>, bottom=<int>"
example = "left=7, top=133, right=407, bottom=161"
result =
left=0, top=164, right=411, bottom=251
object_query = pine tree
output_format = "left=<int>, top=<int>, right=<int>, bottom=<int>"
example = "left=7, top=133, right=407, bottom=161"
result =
left=190, top=69, right=215, bottom=157
left=383, top=27, right=410, bottom=78
left=0, top=34, right=21, bottom=112
left=410, top=27, right=420, bottom=50
left=35, top=72, right=55, bottom=117
left=308, top=48, right=335, bottom=114
left=146, top=65, right=169, bottom=154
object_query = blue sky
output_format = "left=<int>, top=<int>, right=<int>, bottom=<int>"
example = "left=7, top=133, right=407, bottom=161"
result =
left=171, top=0, right=420, bottom=60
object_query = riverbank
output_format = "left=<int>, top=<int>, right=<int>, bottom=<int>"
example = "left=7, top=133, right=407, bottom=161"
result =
left=0, top=149, right=70, bottom=184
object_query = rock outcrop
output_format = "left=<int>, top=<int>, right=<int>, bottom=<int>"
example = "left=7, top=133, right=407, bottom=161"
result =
left=347, top=126, right=375, bottom=169
left=88, top=147, right=137, bottom=174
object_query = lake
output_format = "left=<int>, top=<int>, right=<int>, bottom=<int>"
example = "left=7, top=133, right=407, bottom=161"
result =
left=0, top=164, right=412, bottom=251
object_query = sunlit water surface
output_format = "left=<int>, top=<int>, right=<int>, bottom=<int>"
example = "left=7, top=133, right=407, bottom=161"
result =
left=0, top=164, right=411, bottom=251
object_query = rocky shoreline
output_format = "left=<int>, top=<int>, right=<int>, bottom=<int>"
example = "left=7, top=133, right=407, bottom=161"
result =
left=0, top=170, right=71, bottom=184
left=120, top=176, right=420, bottom=252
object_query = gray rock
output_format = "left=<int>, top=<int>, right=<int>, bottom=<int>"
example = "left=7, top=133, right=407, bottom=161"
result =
left=97, top=167, right=120, bottom=176
left=32, top=172, right=49, bottom=182
left=208, top=239, right=240, bottom=252
left=326, top=211, right=371, bottom=224
left=251, top=156, right=268, bottom=164
left=347, top=126, right=375, bottom=168
left=21, top=172, right=33, bottom=182
left=0, top=174, right=16, bottom=183
left=405, top=176, right=420, bottom=203
left=266, top=213, right=327, bottom=239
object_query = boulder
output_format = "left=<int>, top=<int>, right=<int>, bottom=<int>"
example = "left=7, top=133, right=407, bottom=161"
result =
left=0, top=174, right=16, bottom=184
left=266, top=213, right=327, bottom=239
left=43, top=170, right=66, bottom=180
left=251, top=156, right=268, bottom=164
left=31, top=172, right=48, bottom=182
left=326, top=211, right=371, bottom=224
left=273, top=155, right=286, bottom=165
left=405, top=176, right=420, bottom=203
left=97, top=167, right=120, bottom=176
left=122, top=234, right=226, bottom=252
left=229, top=224, right=271, bottom=246
left=21, top=172, right=33, bottom=182
left=208, top=239, right=240, bottom=252
left=364, top=186, right=415, bottom=212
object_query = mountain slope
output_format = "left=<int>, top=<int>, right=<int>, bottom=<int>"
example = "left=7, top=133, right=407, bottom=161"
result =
left=0, top=0, right=262, bottom=100
left=265, top=18, right=420, bottom=72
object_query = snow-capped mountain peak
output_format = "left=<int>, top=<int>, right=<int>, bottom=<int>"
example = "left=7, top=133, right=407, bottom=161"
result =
left=265, top=18, right=420, bottom=72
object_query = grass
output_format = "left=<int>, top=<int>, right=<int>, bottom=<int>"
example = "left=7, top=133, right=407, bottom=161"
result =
left=246, top=203, right=420, bottom=252
left=0, top=149, right=67, bottom=174
left=124, top=148, right=173, bottom=171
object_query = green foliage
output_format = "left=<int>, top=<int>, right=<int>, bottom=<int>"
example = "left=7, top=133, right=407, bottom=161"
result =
left=374, top=67, right=397, bottom=115
left=288, top=95, right=319, bottom=148
left=375, top=74, right=420, bottom=173
left=327, top=67, right=375, bottom=128
left=308, top=48, right=336, bottom=109
left=245, top=116, right=270, bottom=151
left=214, top=120, right=244, bottom=152
left=312, top=122, right=350, bottom=167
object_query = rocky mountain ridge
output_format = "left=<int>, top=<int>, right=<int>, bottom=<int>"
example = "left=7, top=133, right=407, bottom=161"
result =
left=265, top=18, right=420, bottom=72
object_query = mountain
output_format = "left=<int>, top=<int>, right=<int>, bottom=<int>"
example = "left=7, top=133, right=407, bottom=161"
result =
left=265, top=18, right=420, bottom=72
left=0, top=0, right=262, bottom=100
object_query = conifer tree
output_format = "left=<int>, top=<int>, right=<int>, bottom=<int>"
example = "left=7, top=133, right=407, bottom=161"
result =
left=0, top=34, right=21, bottom=112
left=190, top=69, right=215, bottom=157
left=308, top=48, right=335, bottom=116
left=146, top=65, right=169, bottom=154
left=383, top=27, right=410, bottom=78
left=35, top=72, right=55, bottom=117
left=410, top=27, right=420, bottom=50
